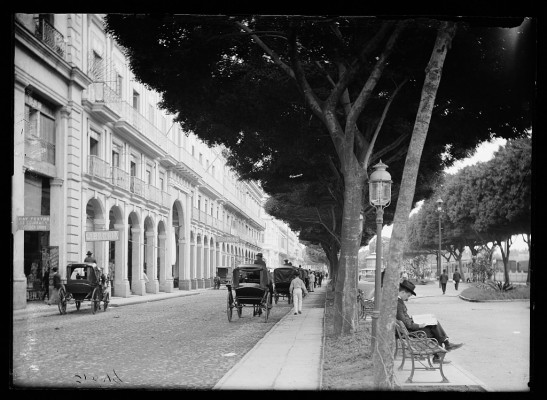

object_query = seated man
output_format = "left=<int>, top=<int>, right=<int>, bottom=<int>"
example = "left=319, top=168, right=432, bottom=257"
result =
left=397, top=279, right=463, bottom=364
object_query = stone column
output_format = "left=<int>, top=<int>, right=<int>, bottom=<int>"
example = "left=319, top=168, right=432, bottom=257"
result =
left=114, top=222, right=130, bottom=297
left=178, top=234, right=191, bottom=290
left=158, top=234, right=173, bottom=292
left=13, top=76, right=28, bottom=310
left=145, top=231, right=159, bottom=293
left=131, top=227, right=146, bottom=295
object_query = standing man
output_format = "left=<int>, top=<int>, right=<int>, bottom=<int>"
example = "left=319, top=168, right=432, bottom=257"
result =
left=41, top=267, right=50, bottom=301
left=453, top=268, right=462, bottom=290
left=84, top=251, right=97, bottom=264
left=254, top=253, right=272, bottom=307
left=439, top=269, right=449, bottom=295
left=309, top=271, right=315, bottom=292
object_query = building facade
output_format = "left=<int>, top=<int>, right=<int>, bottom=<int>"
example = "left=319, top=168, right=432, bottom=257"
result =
left=13, top=13, right=278, bottom=310
left=260, top=208, right=304, bottom=270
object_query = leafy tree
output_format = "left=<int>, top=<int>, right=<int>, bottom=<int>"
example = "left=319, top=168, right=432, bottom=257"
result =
left=104, top=15, right=534, bottom=388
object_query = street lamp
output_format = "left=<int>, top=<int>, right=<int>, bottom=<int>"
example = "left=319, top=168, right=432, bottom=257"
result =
left=368, top=160, right=392, bottom=350
left=436, top=198, right=443, bottom=286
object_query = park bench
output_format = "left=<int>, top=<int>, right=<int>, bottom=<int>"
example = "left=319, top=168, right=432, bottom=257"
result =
left=394, top=320, right=449, bottom=383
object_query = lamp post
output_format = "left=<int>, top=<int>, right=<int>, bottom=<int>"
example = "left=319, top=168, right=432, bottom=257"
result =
left=368, top=160, right=392, bottom=351
left=436, top=198, right=443, bottom=286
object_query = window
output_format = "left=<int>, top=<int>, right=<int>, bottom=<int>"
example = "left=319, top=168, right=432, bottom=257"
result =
left=112, top=149, right=120, bottom=167
left=91, top=50, right=104, bottom=81
left=148, top=104, right=154, bottom=124
left=132, top=90, right=140, bottom=110
left=204, top=199, right=208, bottom=214
left=130, top=161, right=136, bottom=177
left=146, top=169, right=151, bottom=184
left=90, top=137, right=99, bottom=156
left=197, top=195, right=201, bottom=210
left=199, top=153, right=203, bottom=164
left=212, top=165, right=215, bottom=177
left=89, top=129, right=100, bottom=157
left=159, top=172, right=165, bottom=191
left=115, top=73, right=123, bottom=96
left=24, top=94, right=56, bottom=164
left=191, top=146, right=195, bottom=156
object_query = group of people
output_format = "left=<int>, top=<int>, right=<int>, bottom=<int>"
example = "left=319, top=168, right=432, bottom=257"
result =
left=439, top=268, right=463, bottom=294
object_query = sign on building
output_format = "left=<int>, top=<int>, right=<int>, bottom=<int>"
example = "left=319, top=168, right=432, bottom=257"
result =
left=216, top=235, right=240, bottom=243
left=85, top=230, right=120, bottom=242
left=17, top=216, right=50, bottom=231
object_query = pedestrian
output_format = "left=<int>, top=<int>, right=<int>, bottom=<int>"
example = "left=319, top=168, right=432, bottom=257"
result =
left=254, top=253, right=272, bottom=307
left=304, top=269, right=310, bottom=291
left=84, top=251, right=97, bottom=264
left=397, top=279, right=463, bottom=363
left=309, top=271, right=315, bottom=292
left=41, top=268, right=50, bottom=301
left=47, top=266, right=63, bottom=306
left=453, top=268, right=462, bottom=290
left=289, top=271, right=308, bottom=315
left=439, top=269, right=449, bottom=294
left=317, top=272, right=323, bottom=287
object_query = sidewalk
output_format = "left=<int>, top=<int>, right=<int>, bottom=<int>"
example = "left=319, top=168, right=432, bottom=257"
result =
left=214, top=284, right=327, bottom=391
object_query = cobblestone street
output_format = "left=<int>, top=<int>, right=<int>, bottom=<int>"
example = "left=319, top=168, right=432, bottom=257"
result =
left=12, top=288, right=292, bottom=389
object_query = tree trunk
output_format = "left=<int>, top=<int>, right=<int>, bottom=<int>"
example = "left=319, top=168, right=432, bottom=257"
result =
left=525, top=233, right=531, bottom=285
left=372, top=21, right=457, bottom=389
left=333, top=173, right=365, bottom=336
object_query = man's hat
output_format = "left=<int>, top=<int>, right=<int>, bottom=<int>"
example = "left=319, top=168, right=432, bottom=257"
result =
left=399, top=279, right=416, bottom=296
left=256, top=253, right=263, bottom=257
left=86, top=251, right=92, bottom=256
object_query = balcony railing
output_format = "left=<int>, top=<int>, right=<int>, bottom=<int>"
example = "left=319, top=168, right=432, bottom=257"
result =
left=34, top=17, right=65, bottom=58
left=112, top=166, right=130, bottom=191
left=130, top=176, right=145, bottom=197
left=25, top=134, right=55, bottom=165
left=88, top=155, right=111, bottom=181
left=87, top=156, right=169, bottom=208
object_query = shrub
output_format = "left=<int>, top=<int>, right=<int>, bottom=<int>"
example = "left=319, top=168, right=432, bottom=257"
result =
left=460, top=284, right=530, bottom=301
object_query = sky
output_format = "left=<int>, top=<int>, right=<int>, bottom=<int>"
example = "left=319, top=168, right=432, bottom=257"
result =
left=367, top=137, right=528, bottom=251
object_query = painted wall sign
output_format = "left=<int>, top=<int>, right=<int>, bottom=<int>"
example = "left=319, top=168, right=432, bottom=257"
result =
left=17, top=216, right=50, bottom=231
left=85, top=230, right=120, bottom=242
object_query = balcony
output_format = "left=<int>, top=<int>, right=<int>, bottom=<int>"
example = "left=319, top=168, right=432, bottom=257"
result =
left=83, top=83, right=122, bottom=124
left=87, top=156, right=170, bottom=208
left=34, top=17, right=66, bottom=59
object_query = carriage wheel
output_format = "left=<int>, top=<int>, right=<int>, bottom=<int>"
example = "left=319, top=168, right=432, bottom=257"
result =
left=227, top=295, right=233, bottom=322
left=58, top=287, right=67, bottom=315
left=75, top=301, right=81, bottom=311
left=103, top=292, right=110, bottom=311
left=91, top=287, right=100, bottom=315
left=264, top=292, right=271, bottom=322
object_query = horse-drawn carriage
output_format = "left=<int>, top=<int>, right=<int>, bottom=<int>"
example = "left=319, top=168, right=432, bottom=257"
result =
left=57, top=263, right=109, bottom=315
left=226, top=264, right=272, bottom=322
left=273, top=266, right=298, bottom=304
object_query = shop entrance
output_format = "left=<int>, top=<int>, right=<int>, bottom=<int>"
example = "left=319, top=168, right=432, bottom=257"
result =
left=24, top=231, right=49, bottom=300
